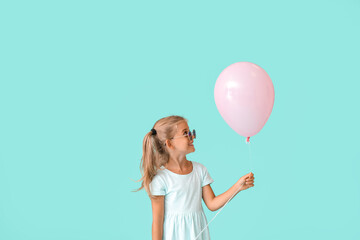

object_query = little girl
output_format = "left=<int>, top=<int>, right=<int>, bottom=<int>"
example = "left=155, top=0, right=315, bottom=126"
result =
left=135, top=115, right=255, bottom=240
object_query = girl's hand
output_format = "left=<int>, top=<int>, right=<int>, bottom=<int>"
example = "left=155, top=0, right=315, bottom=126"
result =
left=238, top=172, right=255, bottom=191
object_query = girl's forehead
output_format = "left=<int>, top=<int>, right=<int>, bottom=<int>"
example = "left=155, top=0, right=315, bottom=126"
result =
left=177, top=121, right=189, bottom=131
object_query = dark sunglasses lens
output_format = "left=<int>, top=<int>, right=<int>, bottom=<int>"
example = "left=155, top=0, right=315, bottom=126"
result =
left=188, top=131, right=192, bottom=140
left=188, top=130, right=196, bottom=140
left=193, top=130, right=196, bottom=138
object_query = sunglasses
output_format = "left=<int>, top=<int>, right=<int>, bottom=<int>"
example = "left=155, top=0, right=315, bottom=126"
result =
left=171, top=129, right=196, bottom=141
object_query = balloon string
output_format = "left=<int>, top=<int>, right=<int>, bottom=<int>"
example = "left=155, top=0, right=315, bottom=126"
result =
left=193, top=138, right=253, bottom=240
left=193, top=182, right=246, bottom=240
left=248, top=140, right=252, bottom=171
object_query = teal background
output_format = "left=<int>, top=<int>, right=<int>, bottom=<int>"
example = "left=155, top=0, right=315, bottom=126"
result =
left=0, top=0, right=359, bottom=239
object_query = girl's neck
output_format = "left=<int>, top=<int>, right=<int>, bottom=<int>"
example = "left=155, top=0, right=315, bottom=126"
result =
left=165, top=157, right=190, bottom=172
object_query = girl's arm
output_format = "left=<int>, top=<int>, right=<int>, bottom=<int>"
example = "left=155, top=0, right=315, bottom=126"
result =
left=150, top=195, right=165, bottom=240
left=202, top=172, right=254, bottom=211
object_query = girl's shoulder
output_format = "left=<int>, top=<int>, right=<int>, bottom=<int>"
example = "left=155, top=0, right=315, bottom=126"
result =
left=155, top=166, right=167, bottom=176
left=191, top=161, right=210, bottom=176
left=150, top=167, right=167, bottom=184
left=192, top=160, right=207, bottom=170
left=194, top=161, right=213, bottom=176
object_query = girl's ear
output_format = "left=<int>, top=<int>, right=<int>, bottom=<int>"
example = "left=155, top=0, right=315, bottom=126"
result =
left=165, top=139, right=172, bottom=149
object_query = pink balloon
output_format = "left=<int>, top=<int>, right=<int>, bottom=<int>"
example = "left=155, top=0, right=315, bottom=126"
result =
left=214, top=62, right=275, bottom=142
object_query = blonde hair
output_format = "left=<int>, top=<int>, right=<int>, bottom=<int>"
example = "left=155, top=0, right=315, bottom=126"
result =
left=133, top=115, right=188, bottom=199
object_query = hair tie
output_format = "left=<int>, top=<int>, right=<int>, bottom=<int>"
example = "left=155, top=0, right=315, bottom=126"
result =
left=151, top=128, right=157, bottom=135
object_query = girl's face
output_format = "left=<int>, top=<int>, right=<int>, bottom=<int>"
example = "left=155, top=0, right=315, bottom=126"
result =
left=170, top=121, right=195, bottom=154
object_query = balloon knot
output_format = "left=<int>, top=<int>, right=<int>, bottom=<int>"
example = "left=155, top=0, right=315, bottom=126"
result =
left=246, top=137, right=250, bottom=143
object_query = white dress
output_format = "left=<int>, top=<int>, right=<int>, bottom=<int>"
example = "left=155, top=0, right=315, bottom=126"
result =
left=149, top=161, right=214, bottom=240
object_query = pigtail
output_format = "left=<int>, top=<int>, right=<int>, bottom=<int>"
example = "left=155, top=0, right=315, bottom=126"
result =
left=132, top=131, right=158, bottom=198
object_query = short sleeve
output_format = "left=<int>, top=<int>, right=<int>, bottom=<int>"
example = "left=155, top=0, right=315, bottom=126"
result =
left=149, top=174, right=166, bottom=195
left=199, top=163, right=214, bottom=187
